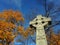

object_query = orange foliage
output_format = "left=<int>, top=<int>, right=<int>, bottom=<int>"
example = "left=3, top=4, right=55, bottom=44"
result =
left=5, top=31, right=15, bottom=43
left=0, top=10, right=34, bottom=45
left=18, top=26, right=35, bottom=38
left=0, top=21, right=16, bottom=32
left=0, top=30, right=4, bottom=40
left=47, top=29, right=60, bottom=45
left=0, top=10, right=24, bottom=22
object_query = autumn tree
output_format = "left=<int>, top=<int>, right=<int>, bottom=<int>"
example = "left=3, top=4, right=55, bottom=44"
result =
left=0, top=10, right=35, bottom=45
left=46, top=28, right=60, bottom=45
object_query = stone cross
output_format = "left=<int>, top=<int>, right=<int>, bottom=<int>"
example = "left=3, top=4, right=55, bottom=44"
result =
left=29, top=15, right=51, bottom=45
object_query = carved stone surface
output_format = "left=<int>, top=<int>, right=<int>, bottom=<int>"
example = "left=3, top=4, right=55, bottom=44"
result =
left=30, top=15, right=51, bottom=45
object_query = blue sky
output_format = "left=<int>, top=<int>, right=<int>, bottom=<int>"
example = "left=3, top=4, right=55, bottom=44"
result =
left=0, top=0, right=60, bottom=45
